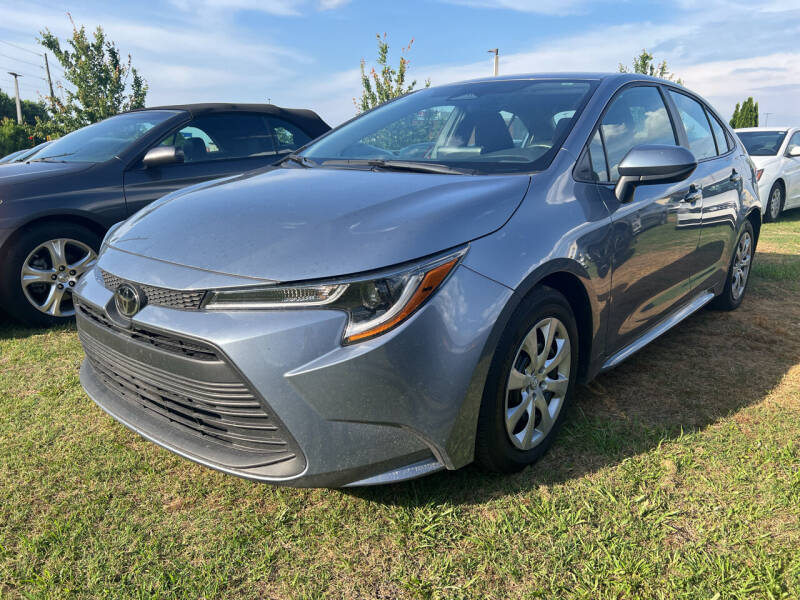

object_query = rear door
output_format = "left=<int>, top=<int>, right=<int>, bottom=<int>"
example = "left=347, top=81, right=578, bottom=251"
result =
left=666, top=89, right=744, bottom=295
left=122, top=113, right=311, bottom=216
left=588, top=84, right=704, bottom=355
left=783, top=131, right=800, bottom=207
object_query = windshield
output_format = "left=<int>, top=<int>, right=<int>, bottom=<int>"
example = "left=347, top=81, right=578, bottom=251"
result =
left=31, top=110, right=182, bottom=163
left=737, top=131, right=787, bottom=156
left=301, top=79, right=597, bottom=174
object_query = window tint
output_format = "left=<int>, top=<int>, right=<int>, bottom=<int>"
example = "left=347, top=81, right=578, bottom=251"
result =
left=269, top=118, right=312, bottom=152
left=668, top=91, right=717, bottom=160
left=707, top=111, right=730, bottom=155
left=600, top=86, right=677, bottom=182
left=157, top=113, right=278, bottom=163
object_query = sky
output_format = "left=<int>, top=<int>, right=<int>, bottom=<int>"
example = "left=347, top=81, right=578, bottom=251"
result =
left=1, top=0, right=799, bottom=127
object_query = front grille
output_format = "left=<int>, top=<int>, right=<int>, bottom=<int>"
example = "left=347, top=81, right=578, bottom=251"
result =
left=80, top=330, right=296, bottom=462
left=101, top=270, right=206, bottom=310
left=76, top=300, right=217, bottom=361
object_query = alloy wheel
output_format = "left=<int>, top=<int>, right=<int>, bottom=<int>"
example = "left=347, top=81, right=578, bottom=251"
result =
left=769, top=186, right=782, bottom=220
left=504, top=317, right=571, bottom=451
left=20, top=238, right=97, bottom=317
left=731, top=230, right=752, bottom=300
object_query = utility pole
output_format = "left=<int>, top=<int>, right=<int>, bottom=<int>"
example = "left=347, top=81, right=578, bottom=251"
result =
left=487, top=48, right=499, bottom=77
left=763, top=112, right=772, bottom=126
left=8, top=72, right=22, bottom=123
left=43, top=53, right=55, bottom=102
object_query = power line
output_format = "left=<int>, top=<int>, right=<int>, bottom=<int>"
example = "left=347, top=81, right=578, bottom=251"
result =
left=0, top=51, right=44, bottom=69
left=0, top=40, right=42, bottom=57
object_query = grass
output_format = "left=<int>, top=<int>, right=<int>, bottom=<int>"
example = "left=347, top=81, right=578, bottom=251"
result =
left=1, top=210, right=800, bottom=599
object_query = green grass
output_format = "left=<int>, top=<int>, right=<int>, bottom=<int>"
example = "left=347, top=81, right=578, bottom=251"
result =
left=2, top=211, right=800, bottom=598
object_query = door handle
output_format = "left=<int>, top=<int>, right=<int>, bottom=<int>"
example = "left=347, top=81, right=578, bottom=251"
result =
left=682, top=184, right=702, bottom=203
left=730, top=169, right=742, bottom=183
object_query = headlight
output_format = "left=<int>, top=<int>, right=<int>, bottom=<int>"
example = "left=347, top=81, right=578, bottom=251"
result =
left=202, top=247, right=466, bottom=344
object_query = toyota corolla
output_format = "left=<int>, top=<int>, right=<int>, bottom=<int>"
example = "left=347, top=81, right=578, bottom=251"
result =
left=74, top=73, right=761, bottom=487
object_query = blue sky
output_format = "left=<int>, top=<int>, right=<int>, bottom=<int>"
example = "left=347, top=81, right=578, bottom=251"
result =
left=1, top=0, right=799, bottom=127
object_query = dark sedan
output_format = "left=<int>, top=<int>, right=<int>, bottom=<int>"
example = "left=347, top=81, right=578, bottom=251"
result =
left=0, top=103, right=330, bottom=326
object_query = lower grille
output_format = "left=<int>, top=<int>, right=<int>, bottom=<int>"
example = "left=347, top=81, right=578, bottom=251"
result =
left=81, top=331, right=297, bottom=463
left=76, top=300, right=217, bottom=361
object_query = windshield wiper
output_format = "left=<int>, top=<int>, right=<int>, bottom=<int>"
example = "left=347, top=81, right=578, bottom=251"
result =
left=280, top=154, right=315, bottom=168
left=30, top=152, right=75, bottom=163
left=368, top=160, right=474, bottom=175
left=320, top=159, right=473, bottom=175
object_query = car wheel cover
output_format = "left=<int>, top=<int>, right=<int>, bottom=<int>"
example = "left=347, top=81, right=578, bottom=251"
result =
left=20, top=238, right=97, bottom=317
left=731, top=230, right=752, bottom=301
left=504, top=316, right=571, bottom=451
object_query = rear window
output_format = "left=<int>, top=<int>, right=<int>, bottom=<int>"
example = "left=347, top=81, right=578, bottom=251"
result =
left=736, top=131, right=787, bottom=156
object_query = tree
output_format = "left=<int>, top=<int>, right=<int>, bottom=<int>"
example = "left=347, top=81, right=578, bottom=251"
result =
left=619, top=49, right=683, bottom=85
left=355, top=34, right=429, bottom=114
left=730, top=97, right=758, bottom=128
left=0, top=89, right=49, bottom=127
left=36, top=15, right=148, bottom=138
left=0, top=118, right=33, bottom=156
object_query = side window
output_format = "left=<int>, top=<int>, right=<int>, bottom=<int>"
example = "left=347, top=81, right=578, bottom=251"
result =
left=156, top=113, right=276, bottom=163
left=268, top=118, right=312, bottom=153
left=667, top=91, right=717, bottom=160
left=500, top=111, right=530, bottom=148
left=587, top=130, right=608, bottom=182
left=707, top=111, right=731, bottom=155
left=600, top=86, right=677, bottom=182
left=787, top=132, right=800, bottom=154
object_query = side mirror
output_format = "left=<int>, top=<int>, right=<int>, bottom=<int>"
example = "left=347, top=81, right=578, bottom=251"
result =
left=787, top=145, right=800, bottom=158
left=615, top=144, right=697, bottom=203
left=143, top=145, right=184, bottom=168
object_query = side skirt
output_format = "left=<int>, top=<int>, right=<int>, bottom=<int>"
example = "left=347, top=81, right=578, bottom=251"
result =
left=600, top=290, right=716, bottom=372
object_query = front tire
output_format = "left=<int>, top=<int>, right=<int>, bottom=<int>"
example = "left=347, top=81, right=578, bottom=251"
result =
left=710, top=221, right=754, bottom=311
left=764, top=182, right=784, bottom=222
left=475, top=286, right=579, bottom=473
left=0, top=222, right=100, bottom=327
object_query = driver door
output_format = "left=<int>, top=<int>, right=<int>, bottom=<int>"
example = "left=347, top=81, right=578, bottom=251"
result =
left=589, top=85, right=704, bottom=355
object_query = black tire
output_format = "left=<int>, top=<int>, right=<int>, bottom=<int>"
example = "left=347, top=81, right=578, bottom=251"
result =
left=475, top=285, right=579, bottom=473
left=0, top=222, right=101, bottom=328
left=710, top=220, right=755, bottom=311
left=764, top=181, right=784, bottom=222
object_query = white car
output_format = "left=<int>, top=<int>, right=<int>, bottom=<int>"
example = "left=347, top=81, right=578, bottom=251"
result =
left=735, top=127, right=800, bottom=221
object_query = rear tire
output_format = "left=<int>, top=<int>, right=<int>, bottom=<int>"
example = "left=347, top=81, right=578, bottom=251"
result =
left=764, top=182, right=784, bottom=222
left=475, top=286, right=579, bottom=473
left=710, top=221, right=754, bottom=311
left=0, top=222, right=100, bottom=328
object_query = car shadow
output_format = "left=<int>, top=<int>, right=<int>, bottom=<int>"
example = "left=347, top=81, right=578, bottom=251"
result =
left=346, top=256, right=800, bottom=507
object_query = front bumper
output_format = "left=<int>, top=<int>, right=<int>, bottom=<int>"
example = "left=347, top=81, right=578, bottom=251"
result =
left=74, top=253, right=511, bottom=487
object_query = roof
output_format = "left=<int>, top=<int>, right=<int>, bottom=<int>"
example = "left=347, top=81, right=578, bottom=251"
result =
left=128, top=103, right=331, bottom=137
left=735, top=127, right=794, bottom=132
left=453, top=72, right=677, bottom=86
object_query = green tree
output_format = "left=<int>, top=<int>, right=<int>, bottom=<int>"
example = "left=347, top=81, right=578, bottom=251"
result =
left=0, top=118, right=33, bottom=156
left=619, top=49, right=683, bottom=85
left=0, top=89, right=49, bottom=127
left=729, top=97, right=759, bottom=128
left=355, top=34, right=429, bottom=114
left=36, top=16, right=148, bottom=138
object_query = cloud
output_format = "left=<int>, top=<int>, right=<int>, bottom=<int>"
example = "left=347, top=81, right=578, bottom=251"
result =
left=168, top=0, right=350, bottom=16
left=440, top=0, right=590, bottom=15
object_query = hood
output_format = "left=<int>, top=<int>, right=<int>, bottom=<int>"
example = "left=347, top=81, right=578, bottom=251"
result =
left=750, top=155, right=779, bottom=170
left=107, top=166, right=530, bottom=282
left=0, top=160, right=95, bottom=185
